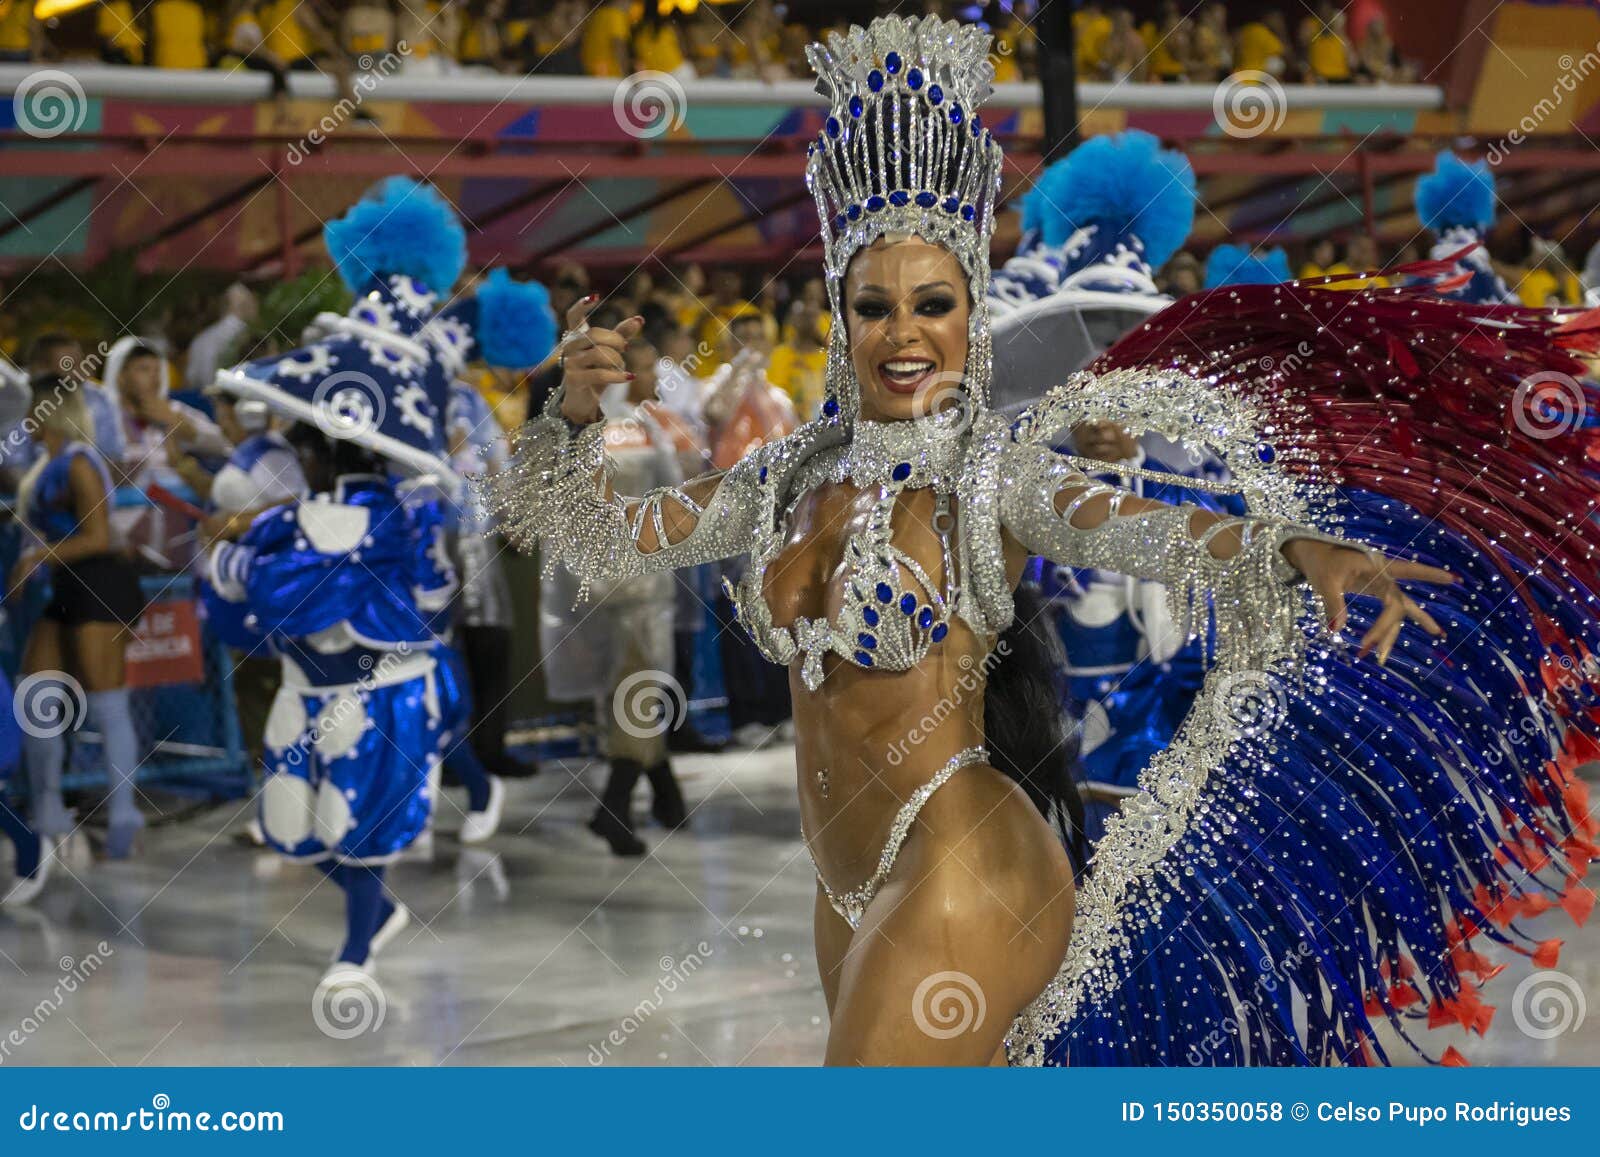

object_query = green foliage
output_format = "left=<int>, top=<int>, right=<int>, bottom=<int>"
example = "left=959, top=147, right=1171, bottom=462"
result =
left=252, top=266, right=353, bottom=352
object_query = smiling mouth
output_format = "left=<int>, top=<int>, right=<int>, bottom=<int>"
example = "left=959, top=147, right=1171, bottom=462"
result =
left=876, top=358, right=937, bottom=394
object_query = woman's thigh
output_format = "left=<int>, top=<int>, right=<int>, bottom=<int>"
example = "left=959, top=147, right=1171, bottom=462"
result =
left=813, top=885, right=853, bottom=1017
left=21, top=618, right=65, bottom=677
left=69, top=622, right=129, bottom=692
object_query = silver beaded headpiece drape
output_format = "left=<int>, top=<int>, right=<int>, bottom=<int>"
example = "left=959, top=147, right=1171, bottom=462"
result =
left=804, top=15, right=1004, bottom=424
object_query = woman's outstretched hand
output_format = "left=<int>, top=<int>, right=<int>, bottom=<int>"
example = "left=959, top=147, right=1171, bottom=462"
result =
left=558, top=296, right=644, bottom=426
left=1280, top=538, right=1457, bottom=665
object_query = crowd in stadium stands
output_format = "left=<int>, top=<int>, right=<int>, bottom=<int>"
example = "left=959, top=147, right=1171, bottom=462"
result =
left=2, top=232, right=1585, bottom=482
left=0, top=1, right=1418, bottom=86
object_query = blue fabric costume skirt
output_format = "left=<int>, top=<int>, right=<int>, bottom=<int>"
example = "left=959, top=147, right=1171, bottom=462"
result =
left=258, top=655, right=441, bottom=865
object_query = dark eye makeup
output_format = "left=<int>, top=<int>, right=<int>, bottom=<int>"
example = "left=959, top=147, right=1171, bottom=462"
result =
left=849, top=293, right=957, bottom=319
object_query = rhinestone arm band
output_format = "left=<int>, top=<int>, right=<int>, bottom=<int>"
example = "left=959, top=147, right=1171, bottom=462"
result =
left=479, top=386, right=760, bottom=597
left=1000, top=445, right=1327, bottom=667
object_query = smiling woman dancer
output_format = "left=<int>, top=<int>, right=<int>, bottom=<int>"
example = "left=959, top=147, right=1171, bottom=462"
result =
left=493, top=17, right=1596, bottom=1066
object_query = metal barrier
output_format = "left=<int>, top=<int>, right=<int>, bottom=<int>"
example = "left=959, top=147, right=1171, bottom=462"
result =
left=0, top=496, right=252, bottom=803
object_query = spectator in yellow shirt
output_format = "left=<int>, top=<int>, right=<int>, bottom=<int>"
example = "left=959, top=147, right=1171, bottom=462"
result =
left=343, top=2, right=395, bottom=60
left=1072, top=3, right=1112, bottom=80
left=634, top=7, right=689, bottom=78
left=1233, top=13, right=1287, bottom=78
left=1298, top=238, right=1338, bottom=280
left=1518, top=240, right=1582, bottom=307
left=150, top=0, right=208, bottom=69
left=1303, top=3, right=1354, bottom=83
left=0, top=0, right=34, bottom=63
left=259, top=0, right=316, bottom=68
left=1187, top=3, right=1230, bottom=83
left=691, top=270, right=755, bottom=377
left=459, top=0, right=504, bottom=69
left=1141, top=1, right=1190, bottom=83
left=767, top=300, right=829, bottom=420
left=1103, top=8, right=1148, bottom=82
left=97, top=1, right=143, bottom=65
left=1320, top=236, right=1389, bottom=290
left=581, top=0, right=631, bottom=78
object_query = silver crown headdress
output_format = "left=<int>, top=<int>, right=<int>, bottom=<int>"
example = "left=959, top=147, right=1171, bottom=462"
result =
left=804, top=15, right=1005, bottom=422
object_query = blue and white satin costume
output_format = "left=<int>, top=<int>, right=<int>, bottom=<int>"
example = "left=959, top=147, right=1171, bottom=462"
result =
left=203, top=474, right=456, bottom=865
left=209, top=430, right=307, bottom=517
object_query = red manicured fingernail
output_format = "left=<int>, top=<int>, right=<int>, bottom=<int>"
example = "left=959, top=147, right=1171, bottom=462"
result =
left=582, top=293, right=598, bottom=303
left=625, top=372, right=636, bottom=380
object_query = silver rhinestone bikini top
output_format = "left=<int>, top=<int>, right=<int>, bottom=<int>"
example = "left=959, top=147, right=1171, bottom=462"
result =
left=724, top=408, right=989, bottom=691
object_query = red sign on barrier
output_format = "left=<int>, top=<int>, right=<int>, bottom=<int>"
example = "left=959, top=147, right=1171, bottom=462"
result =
left=126, top=600, right=206, bottom=689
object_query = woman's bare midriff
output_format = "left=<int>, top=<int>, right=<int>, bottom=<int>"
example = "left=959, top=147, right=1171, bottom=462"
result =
left=761, top=480, right=1030, bottom=892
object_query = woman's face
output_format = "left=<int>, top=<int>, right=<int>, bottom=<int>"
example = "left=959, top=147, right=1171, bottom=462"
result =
left=843, top=237, right=970, bottom=424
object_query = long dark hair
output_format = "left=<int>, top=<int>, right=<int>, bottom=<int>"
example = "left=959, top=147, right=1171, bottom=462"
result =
left=983, top=583, right=1089, bottom=874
